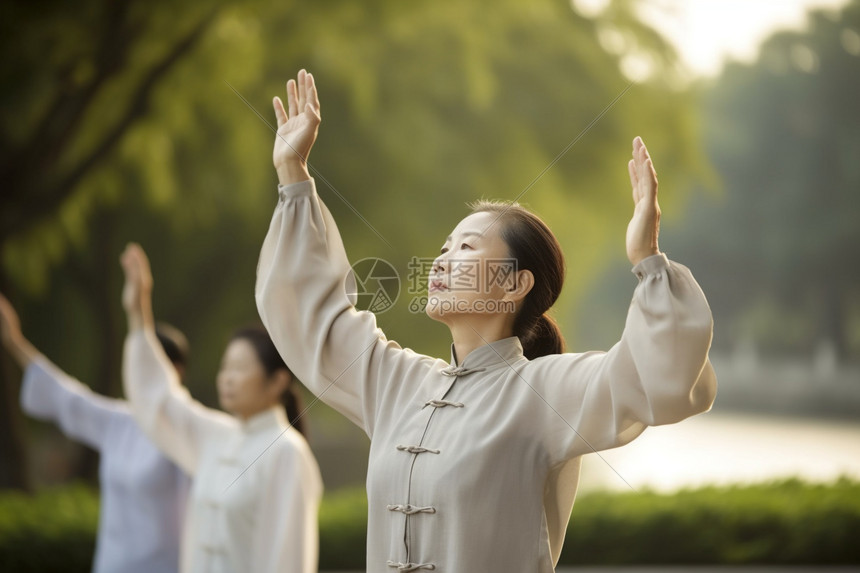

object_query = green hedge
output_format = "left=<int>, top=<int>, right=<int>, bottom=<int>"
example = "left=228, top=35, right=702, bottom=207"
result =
left=1, top=479, right=858, bottom=571
left=0, top=484, right=97, bottom=573
left=559, top=478, right=860, bottom=565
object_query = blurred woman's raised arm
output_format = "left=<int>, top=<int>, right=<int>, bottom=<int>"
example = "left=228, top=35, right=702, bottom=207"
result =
left=120, top=244, right=232, bottom=474
left=1, top=293, right=122, bottom=450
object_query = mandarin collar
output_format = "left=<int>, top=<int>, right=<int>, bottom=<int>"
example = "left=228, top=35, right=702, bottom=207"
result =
left=239, top=405, right=288, bottom=434
left=445, top=336, right=525, bottom=376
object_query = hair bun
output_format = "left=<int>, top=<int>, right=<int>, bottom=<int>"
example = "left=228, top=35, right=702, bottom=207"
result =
left=521, top=313, right=564, bottom=360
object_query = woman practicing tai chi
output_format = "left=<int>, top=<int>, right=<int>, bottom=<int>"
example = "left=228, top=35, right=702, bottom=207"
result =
left=0, top=293, right=190, bottom=573
left=120, top=244, right=322, bottom=573
left=257, top=69, right=717, bottom=572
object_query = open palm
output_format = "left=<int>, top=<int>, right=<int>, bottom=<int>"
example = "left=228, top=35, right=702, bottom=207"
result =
left=626, top=136, right=661, bottom=266
left=120, top=243, right=154, bottom=329
left=272, top=69, right=320, bottom=178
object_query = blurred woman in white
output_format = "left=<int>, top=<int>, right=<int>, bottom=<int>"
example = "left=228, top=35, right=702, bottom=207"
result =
left=120, top=243, right=322, bottom=573
left=256, top=70, right=717, bottom=572
left=0, top=293, right=190, bottom=573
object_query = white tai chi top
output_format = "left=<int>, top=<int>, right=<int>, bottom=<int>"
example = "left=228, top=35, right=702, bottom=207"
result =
left=21, top=358, right=190, bottom=573
left=256, top=178, right=718, bottom=573
left=123, top=328, right=323, bottom=573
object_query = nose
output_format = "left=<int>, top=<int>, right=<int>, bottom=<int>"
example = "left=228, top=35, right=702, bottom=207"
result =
left=432, top=255, right=446, bottom=275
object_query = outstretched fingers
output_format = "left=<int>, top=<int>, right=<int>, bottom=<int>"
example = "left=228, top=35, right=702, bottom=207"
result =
left=306, top=72, right=320, bottom=116
left=273, top=96, right=287, bottom=128
left=297, top=69, right=307, bottom=114
left=287, top=79, right=298, bottom=118
left=275, top=70, right=320, bottom=128
left=628, top=159, right=639, bottom=202
left=632, top=136, right=658, bottom=204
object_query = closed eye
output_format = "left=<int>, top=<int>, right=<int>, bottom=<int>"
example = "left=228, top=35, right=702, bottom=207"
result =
left=461, top=243, right=472, bottom=250
left=440, top=247, right=449, bottom=255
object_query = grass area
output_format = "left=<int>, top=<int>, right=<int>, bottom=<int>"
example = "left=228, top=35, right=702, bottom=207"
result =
left=1, top=478, right=857, bottom=571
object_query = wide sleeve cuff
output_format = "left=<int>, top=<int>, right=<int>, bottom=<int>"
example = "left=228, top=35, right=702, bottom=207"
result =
left=631, top=252, right=669, bottom=279
left=20, top=357, right=52, bottom=414
left=277, top=178, right=316, bottom=201
left=20, top=355, right=122, bottom=448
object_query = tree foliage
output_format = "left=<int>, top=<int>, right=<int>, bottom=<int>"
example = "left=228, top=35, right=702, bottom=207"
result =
left=0, top=0, right=706, bottom=488
left=666, top=0, right=860, bottom=359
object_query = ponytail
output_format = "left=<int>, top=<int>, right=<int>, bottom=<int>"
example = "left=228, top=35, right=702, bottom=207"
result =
left=281, top=384, right=307, bottom=437
left=469, top=199, right=567, bottom=360
left=519, top=313, right=565, bottom=360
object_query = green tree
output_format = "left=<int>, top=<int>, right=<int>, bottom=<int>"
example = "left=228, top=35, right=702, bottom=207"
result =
left=1, top=0, right=707, bottom=490
left=0, top=0, right=264, bottom=489
left=668, top=0, right=860, bottom=359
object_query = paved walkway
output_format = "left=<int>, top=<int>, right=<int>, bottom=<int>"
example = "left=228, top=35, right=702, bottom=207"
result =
left=320, top=565, right=860, bottom=573
left=323, top=568, right=860, bottom=572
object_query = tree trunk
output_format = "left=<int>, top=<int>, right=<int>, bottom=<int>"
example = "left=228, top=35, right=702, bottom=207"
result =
left=68, top=207, right=121, bottom=484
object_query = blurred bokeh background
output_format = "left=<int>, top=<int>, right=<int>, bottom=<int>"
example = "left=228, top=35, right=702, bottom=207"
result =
left=0, top=0, right=858, bottom=530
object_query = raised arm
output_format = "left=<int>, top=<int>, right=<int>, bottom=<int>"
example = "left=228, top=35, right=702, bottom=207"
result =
left=1, top=293, right=123, bottom=450
left=257, top=70, right=432, bottom=436
left=121, top=244, right=232, bottom=474
left=0, top=294, right=38, bottom=369
left=536, top=138, right=716, bottom=461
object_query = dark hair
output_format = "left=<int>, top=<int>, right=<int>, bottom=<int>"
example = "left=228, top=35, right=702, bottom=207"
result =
left=156, top=322, right=189, bottom=368
left=468, top=200, right=566, bottom=359
left=229, top=326, right=306, bottom=437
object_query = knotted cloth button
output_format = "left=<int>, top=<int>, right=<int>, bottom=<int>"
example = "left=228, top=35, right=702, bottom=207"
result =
left=440, top=365, right=486, bottom=377
left=396, top=444, right=440, bottom=455
left=387, top=504, right=437, bottom=515
left=424, top=399, right=464, bottom=409
left=387, top=561, right=436, bottom=571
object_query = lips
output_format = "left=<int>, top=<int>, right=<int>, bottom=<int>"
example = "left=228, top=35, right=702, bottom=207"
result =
left=429, top=278, right=448, bottom=293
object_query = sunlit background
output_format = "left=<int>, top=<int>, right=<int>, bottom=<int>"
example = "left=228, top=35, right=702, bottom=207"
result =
left=1, top=0, right=858, bottom=567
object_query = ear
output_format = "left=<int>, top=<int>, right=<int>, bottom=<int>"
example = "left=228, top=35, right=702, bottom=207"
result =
left=503, top=269, right=534, bottom=304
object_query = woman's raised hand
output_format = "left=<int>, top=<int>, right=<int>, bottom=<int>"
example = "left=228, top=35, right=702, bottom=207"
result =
left=120, top=243, right=155, bottom=331
left=272, top=69, right=320, bottom=185
left=0, top=293, right=40, bottom=367
left=0, top=293, right=22, bottom=349
left=625, top=136, right=662, bottom=266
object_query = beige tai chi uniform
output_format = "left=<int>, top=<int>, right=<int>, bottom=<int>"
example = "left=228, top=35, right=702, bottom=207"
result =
left=256, top=178, right=717, bottom=573
left=123, top=329, right=323, bottom=573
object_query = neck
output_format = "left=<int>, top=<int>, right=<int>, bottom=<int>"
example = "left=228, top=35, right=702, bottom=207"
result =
left=234, top=403, right=276, bottom=422
left=449, top=314, right=515, bottom=365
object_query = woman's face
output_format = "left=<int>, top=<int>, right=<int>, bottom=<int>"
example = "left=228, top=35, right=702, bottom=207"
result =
left=216, top=339, right=285, bottom=420
left=426, top=211, right=522, bottom=324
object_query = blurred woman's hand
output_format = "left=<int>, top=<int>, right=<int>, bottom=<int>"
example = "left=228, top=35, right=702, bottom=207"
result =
left=0, top=293, right=39, bottom=367
left=272, top=69, right=320, bottom=185
left=0, top=292, right=22, bottom=348
left=120, top=243, right=155, bottom=331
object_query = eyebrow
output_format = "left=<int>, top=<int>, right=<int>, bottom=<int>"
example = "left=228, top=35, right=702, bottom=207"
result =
left=445, top=231, right=484, bottom=242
